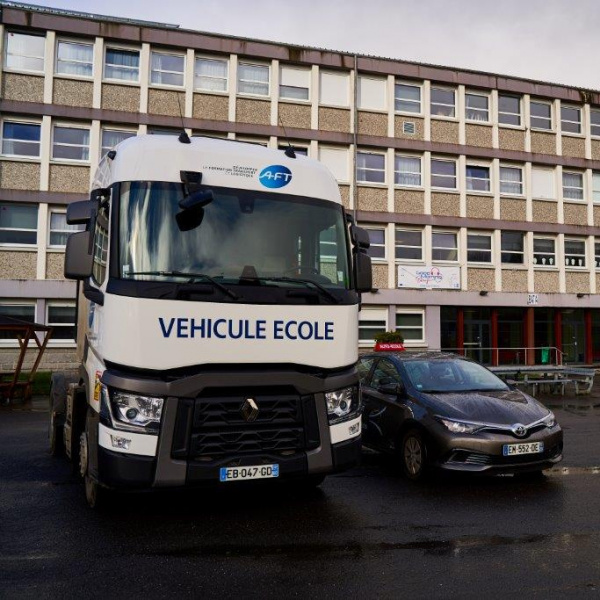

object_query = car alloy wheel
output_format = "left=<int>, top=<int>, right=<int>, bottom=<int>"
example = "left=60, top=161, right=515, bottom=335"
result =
left=401, top=429, right=427, bottom=481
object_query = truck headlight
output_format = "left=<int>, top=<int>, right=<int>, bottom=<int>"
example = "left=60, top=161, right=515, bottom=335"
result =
left=325, top=386, right=359, bottom=422
left=110, top=391, right=164, bottom=432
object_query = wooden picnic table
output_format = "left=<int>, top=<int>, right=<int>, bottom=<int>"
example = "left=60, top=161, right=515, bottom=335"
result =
left=489, top=365, right=595, bottom=396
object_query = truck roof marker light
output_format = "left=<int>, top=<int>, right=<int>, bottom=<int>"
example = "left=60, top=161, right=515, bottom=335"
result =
left=107, top=150, right=116, bottom=160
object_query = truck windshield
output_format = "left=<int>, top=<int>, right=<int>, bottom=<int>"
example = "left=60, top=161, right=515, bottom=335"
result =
left=118, top=182, right=351, bottom=290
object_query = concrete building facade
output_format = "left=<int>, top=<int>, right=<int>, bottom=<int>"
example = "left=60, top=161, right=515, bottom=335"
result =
left=2, top=1, right=600, bottom=369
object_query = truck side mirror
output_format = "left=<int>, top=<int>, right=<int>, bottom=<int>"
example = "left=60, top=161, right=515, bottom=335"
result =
left=64, top=231, right=93, bottom=280
left=67, top=200, right=96, bottom=226
left=354, top=251, right=372, bottom=292
left=350, top=225, right=370, bottom=250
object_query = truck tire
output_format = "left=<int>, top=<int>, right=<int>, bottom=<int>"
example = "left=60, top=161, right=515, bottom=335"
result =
left=80, top=418, right=110, bottom=509
left=48, top=374, right=67, bottom=456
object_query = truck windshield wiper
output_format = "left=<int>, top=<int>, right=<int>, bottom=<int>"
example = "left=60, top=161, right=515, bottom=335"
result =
left=124, top=271, right=240, bottom=300
left=252, top=276, right=341, bottom=304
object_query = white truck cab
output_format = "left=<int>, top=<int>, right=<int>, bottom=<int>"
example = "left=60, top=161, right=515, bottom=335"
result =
left=52, top=135, right=372, bottom=507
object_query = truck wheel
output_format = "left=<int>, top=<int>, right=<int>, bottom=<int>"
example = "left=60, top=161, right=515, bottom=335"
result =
left=49, top=408, right=64, bottom=456
left=399, top=428, right=428, bottom=481
left=80, top=428, right=109, bottom=509
left=48, top=376, right=67, bottom=456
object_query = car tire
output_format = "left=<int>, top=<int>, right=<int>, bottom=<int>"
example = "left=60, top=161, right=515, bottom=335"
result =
left=399, top=428, right=428, bottom=481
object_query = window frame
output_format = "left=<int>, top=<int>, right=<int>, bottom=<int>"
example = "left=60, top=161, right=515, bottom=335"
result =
left=194, top=55, right=229, bottom=93
left=149, top=50, right=186, bottom=88
left=430, top=86, right=456, bottom=119
left=465, top=91, right=490, bottom=123
left=499, top=165, right=524, bottom=196
left=0, top=202, right=39, bottom=247
left=394, top=81, right=422, bottom=115
left=100, top=127, right=137, bottom=157
left=319, top=70, right=350, bottom=108
left=358, top=306, right=388, bottom=348
left=4, top=31, right=45, bottom=74
left=51, top=123, right=91, bottom=163
left=465, top=163, right=492, bottom=193
left=501, top=231, right=525, bottom=265
left=430, top=157, right=457, bottom=190
left=394, top=154, right=422, bottom=188
left=498, top=94, right=522, bottom=127
left=356, top=150, right=386, bottom=185
left=591, top=109, right=600, bottom=138
left=46, top=302, right=77, bottom=346
left=562, top=170, right=585, bottom=202
left=361, top=225, right=387, bottom=261
left=47, top=208, right=83, bottom=249
left=318, top=146, right=350, bottom=183
left=467, top=231, right=493, bottom=264
left=432, top=230, right=459, bottom=263
left=531, top=166, right=556, bottom=201
left=395, top=308, right=425, bottom=345
left=594, top=238, right=600, bottom=269
left=0, top=302, right=36, bottom=346
left=564, top=238, right=587, bottom=269
left=395, top=228, right=423, bottom=262
left=55, top=38, right=94, bottom=79
left=593, top=171, right=600, bottom=204
left=530, top=99, right=553, bottom=131
left=103, top=45, right=141, bottom=84
left=279, top=64, right=310, bottom=102
left=1, top=118, right=42, bottom=159
left=532, top=236, right=557, bottom=268
left=357, top=75, right=387, bottom=111
left=237, top=61, right=270, bottom=98
left=560, top=105, right=582, bottom=135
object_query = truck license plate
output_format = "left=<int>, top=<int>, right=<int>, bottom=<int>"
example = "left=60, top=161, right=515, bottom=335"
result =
left=502, top=442, right=544, bottom=456
left=219, top=464, right=279, bottom=482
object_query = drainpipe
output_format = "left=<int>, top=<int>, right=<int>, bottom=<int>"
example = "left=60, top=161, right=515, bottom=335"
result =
left=352, top=53, right=358, bottom=223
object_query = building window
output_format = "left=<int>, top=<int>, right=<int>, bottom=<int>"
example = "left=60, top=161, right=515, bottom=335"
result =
left=237, top=62, right=269, bottom=96
left=48, top=210, right=82, bottom=247
left=432, top=231, right=458, bottom=262
left=396, top=311, right=425, bottom=343
left=92, top=201, right=109, bottom=285
left=5, top=32, right=45, bottom=72
left=395, top=229, right=422, bottom=261
left=467, top=232, right=492, bottom=263
left=279, top=65, right=310, bottom=101
left=394, top=155, right=421, bottom=187
left=0, top=203, right=38, bottom=245
left=319, top=71, right=349, bottom=107
left=593, top=172, right=600, bottom=203
left=318, top=147, right=349, bottom=182
left=277, top=144, right=308, bottom=156
left=104, top=47, right=140, bottom=82
left=395, top=82, right=421, bottom=113
left=1, top=121, right=41, bottom=158
left=591, top=109, right=600, bottom=137
left=194, top=57, right=228, bottom=92
left=362, top=227, right=386, bottom=260
left=430, top=87, right=455, bottom=117
left=101, top=129, right=136, bottom=156
left=561, top=105, right=582, bottom=134
left=595, top=239, right=600, bottom=268
left=498, top=94, right=521, bottom=126
left=46, top=304, right=77, bottom=342
left=533, top=237, right=556, bottom=267
left=564, top=239, right=586, bottom=268
left=501, top=231, right=524, bottom=264
left=431, top=158, right=457, bottom=189
left=357, top=76, right=387, bottom=111
left=52, top=126, right=90, bottom=161
left=531, top=166, right=556, bottom=200
left=465, top=92, right=489, bottom=122
left=562, top=171, right=584, bottom=201
left=56, top=40, right=93, bottom=77
left=356, top=152, right=385, bottom=184
left=147, top=127, right=179, bottom=136
left=150, top=51, right=185, bottom=87
left=466, top=165, right=491, bottom=192
left=0, top=304, right=35, bottom=342
left=499, top=166, right=523, bottom=195
left=359, top=307, right=387, bottom=346
left=530, top=100, right=553, bottom=130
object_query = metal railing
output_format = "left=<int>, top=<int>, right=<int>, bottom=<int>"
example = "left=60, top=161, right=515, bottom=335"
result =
left=409, top=346, right=565, bottom=366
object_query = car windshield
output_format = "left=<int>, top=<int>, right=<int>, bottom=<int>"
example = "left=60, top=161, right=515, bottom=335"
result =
left=403, top=359, right=508, bottom=393
left=118, top=182, right=350, bottom=289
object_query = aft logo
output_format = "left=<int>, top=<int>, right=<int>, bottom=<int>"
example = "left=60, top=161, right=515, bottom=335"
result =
left=259, top=165, right=292, bottom=188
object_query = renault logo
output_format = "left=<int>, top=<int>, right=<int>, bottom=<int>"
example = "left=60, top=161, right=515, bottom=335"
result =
left=241, top=398, right=259, bottom=422
left=511, top=423, right=527, bottom=438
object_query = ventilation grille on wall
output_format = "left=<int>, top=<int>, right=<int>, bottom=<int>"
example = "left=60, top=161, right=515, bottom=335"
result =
left=402, top=121, right=416, bottom=135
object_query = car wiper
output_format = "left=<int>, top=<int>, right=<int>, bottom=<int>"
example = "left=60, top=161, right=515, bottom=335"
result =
left=250, top=276, right=341, bottom=304
left=124, top=271, right=240, bottom=300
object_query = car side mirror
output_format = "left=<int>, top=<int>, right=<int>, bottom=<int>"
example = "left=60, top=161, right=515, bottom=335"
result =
left=378, top=379, right=406, bottom=397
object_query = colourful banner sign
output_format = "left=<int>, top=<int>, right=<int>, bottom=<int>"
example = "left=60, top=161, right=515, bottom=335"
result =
left=397, top=266, right=461, bottom=289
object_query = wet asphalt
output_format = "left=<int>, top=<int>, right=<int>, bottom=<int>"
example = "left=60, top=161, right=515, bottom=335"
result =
left=2, top=405, right=600, bottom=599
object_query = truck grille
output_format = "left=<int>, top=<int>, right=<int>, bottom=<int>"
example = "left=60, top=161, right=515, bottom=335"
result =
left=172, top=387, right=320, bottom=462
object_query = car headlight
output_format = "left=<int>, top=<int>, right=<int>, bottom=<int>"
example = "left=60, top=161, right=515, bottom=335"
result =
left=438, top=418, right=483, bottom=434
left=325, top=386, right=359, bottom=422
left=542, top=411, right=556, bottom=428
left=109, top=390, right=164, bottom=432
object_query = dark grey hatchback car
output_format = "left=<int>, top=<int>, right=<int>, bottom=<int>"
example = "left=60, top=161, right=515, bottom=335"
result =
left=358, top=352, right=563, bottom=480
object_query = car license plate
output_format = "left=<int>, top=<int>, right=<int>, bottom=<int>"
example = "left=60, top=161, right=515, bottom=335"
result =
left=219, top=464, right=279, bottom=482
left=502, top=442, right=544, bottom=456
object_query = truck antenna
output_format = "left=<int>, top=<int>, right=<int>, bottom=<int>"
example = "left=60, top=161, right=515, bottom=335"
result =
left=177, top=96, right=191, bottom=144
left=278, top=116, right=296, bottom=159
